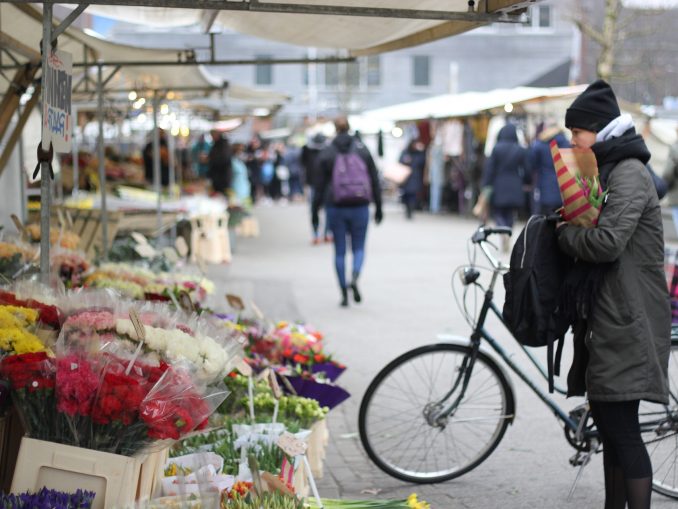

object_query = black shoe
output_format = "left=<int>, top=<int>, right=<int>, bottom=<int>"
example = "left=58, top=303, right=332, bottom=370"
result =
left=340, top=288, right=349, bottom=307
left=350, top=282, right=362, bottom=303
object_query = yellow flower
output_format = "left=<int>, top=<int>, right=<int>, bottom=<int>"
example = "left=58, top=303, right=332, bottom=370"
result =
left=407, top=494, right=430, bottom=509
left=0, top=327, right=45, bottom=354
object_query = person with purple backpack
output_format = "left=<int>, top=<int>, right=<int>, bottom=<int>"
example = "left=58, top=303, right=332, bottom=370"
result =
left=312, top=117, right=383, bottom=307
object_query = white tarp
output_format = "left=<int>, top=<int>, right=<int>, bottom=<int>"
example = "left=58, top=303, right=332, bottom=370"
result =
left=361, top=86, right=588, bottom=123
left=59, top=1, right=531, bottom=55
left=0, top=4, right=288, bottom=109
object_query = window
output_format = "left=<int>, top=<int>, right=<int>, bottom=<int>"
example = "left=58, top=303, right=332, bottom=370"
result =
left=538, top=5, right=552, bottom=28
left=255, top=55, right=273, bottom=85
left=412, top=55, right=430, bottom=87
left=367, top=55, right=381, bottom=87
left=346, top=61, right=360, bottom=87
left=325, top=62, right=339, bottom=87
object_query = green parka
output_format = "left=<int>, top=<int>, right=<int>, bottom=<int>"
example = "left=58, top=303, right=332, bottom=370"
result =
left=557, top=134, right=671, bottom=404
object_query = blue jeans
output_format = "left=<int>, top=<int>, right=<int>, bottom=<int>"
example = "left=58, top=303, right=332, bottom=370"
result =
left=326, top=205, right=369, bottom=289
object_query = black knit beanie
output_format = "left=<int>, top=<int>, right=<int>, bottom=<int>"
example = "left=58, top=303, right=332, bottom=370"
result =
left=565, top=80, right=621, bottom=132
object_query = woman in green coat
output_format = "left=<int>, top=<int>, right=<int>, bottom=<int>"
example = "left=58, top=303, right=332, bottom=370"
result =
left=557, top=80, right=671, bottom=509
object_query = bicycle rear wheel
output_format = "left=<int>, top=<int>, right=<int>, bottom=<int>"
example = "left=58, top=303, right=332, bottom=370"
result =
left=358, top=343, right=514, bottom=484
left=640, top=339, right=678, bottom=498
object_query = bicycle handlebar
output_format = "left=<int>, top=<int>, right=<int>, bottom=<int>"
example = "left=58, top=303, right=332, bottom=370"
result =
left=471, top=226, right=512, bottom=244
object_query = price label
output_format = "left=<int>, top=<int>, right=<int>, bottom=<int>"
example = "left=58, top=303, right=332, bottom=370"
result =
left=131, top=231, right=149, bottom=245
left=178, top=290, right=195, bottom=313
left=261, top=472, right=295, bottom=496
left=268, top=370, right=283, bottom=399
left=10, top=214, right=28, bottom=239
left=134, top=243, right=157, bottom=258
left=129, top=308, right=146, bottom=341
left=226, top=294, right=245, bottom=311
left=277, top=432, right=307, bottom=457
left=236, top=357, right=253, bottom=377
left=175, top=237, right=189, bottom=257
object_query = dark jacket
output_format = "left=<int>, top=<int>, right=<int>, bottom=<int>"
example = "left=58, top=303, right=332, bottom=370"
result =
left=557, top=130, right=671, bottom=404
left=399, top=147, right=426, bottom=195
left=312, top=133, right=382, bottom=213
left=302, top=135, right=327, bottom=189
left=143, top=138, right=170, bottom=187
left=482, top=124, right=529, bottom=208
left=208, top=139, right=233, bottom=194
left=529, top=128, right=570, bottom=209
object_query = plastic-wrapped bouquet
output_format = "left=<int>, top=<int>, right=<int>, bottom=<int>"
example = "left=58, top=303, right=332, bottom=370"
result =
left=550, top=140, right=606, bottom=228
left=0, top=488, right=95, bottom=509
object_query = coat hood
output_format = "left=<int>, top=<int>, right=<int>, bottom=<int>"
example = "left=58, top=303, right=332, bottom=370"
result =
left=497, top=124, right=519, bottom=143
left=332, top=132, right=355, bottom=153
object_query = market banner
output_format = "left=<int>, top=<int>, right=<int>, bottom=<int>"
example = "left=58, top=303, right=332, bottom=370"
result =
left=42, top=49, right=73, bottom=153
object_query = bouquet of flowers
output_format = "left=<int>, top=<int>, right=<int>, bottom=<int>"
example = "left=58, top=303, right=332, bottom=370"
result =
left=0, top=285, right=60, bottom=329
left=0, top=240, right=35, bottom=280
left=1, top=291, right=240, bottom=456
left=0, top=305, right=47, bottom=355
left=550, top=140, right=606, bottom=228
left=51, top=249, right=89, bottom=288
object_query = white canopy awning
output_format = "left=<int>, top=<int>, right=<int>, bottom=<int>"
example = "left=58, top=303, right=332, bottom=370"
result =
left=361, top=86, right=588, bottom=123
left=58, top=1, right=531, bottom=56
left=0, top=4, right=289, bottom=110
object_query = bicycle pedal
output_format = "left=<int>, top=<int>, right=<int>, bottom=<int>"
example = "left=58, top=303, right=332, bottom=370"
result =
left=569, top=451, right=592, bottom=467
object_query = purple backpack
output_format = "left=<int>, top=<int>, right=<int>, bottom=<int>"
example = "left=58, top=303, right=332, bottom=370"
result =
left=332, top=143, right=372, bottom=205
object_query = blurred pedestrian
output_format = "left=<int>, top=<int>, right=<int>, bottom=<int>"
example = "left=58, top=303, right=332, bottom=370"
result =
left=303, top=133, right=330, bottom=243
left=313, top=117, right=383, bottom=307
left=191, top=133, right=212, bottom=179
left=528, top=121, right=570, bottom=214
left=208, top=132, right=232, bottom=195
left=230, top=143, right=252, bottom=206
left=481, top=124, right=529, bottom=234
left=143, top=129, right=170, bottom=187
left=246, top=137, right=264, bottom=203
left=284, top=143, right=304, bottom=200
left=398, top=140, right=426, bottom=219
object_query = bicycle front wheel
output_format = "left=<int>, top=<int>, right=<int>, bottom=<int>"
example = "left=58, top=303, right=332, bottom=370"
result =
left=640, top=338, right=678, bottom=499
left=358, top=343, right=514, bottom=484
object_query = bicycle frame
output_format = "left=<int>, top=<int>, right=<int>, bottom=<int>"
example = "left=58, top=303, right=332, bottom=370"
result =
left=436, top=238, right=674, bottom=440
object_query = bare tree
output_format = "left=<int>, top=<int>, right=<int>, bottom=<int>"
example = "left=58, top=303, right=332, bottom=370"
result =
left=572, top=0, right=621, bottom=81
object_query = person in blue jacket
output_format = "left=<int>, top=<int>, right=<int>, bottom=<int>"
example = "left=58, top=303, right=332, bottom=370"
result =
left=529, top=122, right=570, bottom=215
left=481, top=123, right=530, bottom=231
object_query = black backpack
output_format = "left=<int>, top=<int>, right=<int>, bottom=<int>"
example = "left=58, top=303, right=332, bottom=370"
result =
left=502, top=215, right=572, bottom=393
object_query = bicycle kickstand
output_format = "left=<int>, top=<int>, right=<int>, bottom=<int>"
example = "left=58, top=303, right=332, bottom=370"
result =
left=566, top=439, right=599, bottom=502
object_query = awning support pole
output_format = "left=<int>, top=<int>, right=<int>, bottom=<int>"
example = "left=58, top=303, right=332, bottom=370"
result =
left=153, top=92, right=162, bottom=236
left=39, top=4, right=52, bottom=284
left=51, top=4, right=89, bottom=43
left=72, top=103, right=79, bottom=195
left=17, top=106, right=27, bottom=223
left=97, top=63, right=108, bottom=259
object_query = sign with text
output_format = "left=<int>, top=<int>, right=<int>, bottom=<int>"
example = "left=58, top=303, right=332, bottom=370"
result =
left=42, top=49, right=73, bottom=153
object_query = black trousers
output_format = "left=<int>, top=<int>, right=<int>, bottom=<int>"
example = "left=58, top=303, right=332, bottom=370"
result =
left=589, top=400, right=652, bottom=479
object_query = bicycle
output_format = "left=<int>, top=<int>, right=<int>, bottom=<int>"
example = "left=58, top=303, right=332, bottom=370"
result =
left=358, top=225, right=678, bottom=498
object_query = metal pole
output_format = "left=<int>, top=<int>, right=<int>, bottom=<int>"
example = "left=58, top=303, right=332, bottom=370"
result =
left=71, top=103, right=79, bottom=196
left=168, top=127, right=177, bottom=243
left=153, top=92, right=162, bottom=235
left=16, top=107, right=27, bottom=223
left=97, top=64, right=108, bottom=259
left=39, top=4, right=52, bottom=284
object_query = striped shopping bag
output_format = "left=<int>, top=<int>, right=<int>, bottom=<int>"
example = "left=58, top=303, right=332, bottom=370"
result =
left=550, top=140, right=601, bottom=228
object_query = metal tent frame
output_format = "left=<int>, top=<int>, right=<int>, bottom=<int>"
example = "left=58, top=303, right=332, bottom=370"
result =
left=1, top=0, right=531, bottom=281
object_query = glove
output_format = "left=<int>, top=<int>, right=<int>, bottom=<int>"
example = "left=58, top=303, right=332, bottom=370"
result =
left=312, top=210, right=319, bottom=230
left=375, top=208, right=383, bottom=225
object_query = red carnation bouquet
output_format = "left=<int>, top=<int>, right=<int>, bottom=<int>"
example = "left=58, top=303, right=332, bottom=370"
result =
left=1, top=292, right=233, bottom=457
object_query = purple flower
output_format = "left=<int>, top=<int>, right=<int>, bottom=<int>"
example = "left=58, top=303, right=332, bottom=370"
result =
left=1, top=488, right=95, bottom=509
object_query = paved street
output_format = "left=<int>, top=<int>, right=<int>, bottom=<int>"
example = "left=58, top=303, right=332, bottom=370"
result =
left=208, top=200, right=675, bottom=509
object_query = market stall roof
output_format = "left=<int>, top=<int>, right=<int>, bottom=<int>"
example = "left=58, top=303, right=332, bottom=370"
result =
left=53, top=0, right=531, bottom=56
left=0, top=4, right=289, bottom=108
left=361, top=85, right=588, bottom=123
